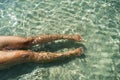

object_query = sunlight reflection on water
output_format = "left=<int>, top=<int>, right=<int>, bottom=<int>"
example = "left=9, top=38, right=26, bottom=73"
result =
left=0, top=0, right=120, bottom=80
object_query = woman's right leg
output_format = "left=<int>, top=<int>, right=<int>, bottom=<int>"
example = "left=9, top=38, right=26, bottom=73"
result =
left=0, top=47, right=83, bottom=70
left=32, top=47, right=83, bottom=63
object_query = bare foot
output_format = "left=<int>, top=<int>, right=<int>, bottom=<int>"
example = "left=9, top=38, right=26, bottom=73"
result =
left=72, top=35, right=83, bottom=42
left=64, top=47, right=83, bottom=57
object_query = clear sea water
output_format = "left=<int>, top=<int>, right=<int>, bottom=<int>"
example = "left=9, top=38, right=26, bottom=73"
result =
left=0, top=0, right=120, bottom=80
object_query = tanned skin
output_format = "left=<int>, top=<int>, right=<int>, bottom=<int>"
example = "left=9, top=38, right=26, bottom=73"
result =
left=0, top=34, right=83, bottom=70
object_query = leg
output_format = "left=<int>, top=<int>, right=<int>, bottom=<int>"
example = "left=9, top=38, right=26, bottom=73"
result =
left=0, top=34, right=83, bottom=50
left=0, top=47, right=83, bottom=70
left=0, top=36, right=27, bottom=50
left=0, top=50, right=33, bottom=70
left=27, top=34, right=83, bottom=45
left=32, top=47, right=83, bottom=63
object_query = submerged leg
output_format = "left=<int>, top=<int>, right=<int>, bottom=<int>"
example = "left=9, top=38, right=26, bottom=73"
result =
left=0, top=47, right=83, bottom=70
left=31, top=47, right=83, bottom=63
left=0, top=34, right=83, bottom=50
left=27, top=34, right=83, bottom=46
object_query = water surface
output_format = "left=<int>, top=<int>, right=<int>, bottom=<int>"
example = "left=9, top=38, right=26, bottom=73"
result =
left=0, top=0, right=120, bottom=80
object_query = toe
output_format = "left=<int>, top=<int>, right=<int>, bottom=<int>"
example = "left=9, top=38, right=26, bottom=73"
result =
left=74, top=35, right=83, bottom=42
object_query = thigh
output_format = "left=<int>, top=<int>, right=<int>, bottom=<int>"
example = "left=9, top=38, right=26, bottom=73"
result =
left=0, top=36, right=27, bottom=50
left=0, top=50, right=32, bottom=70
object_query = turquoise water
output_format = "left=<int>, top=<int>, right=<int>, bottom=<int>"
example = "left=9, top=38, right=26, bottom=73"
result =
left=0, top=0, right=120, bottom=80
